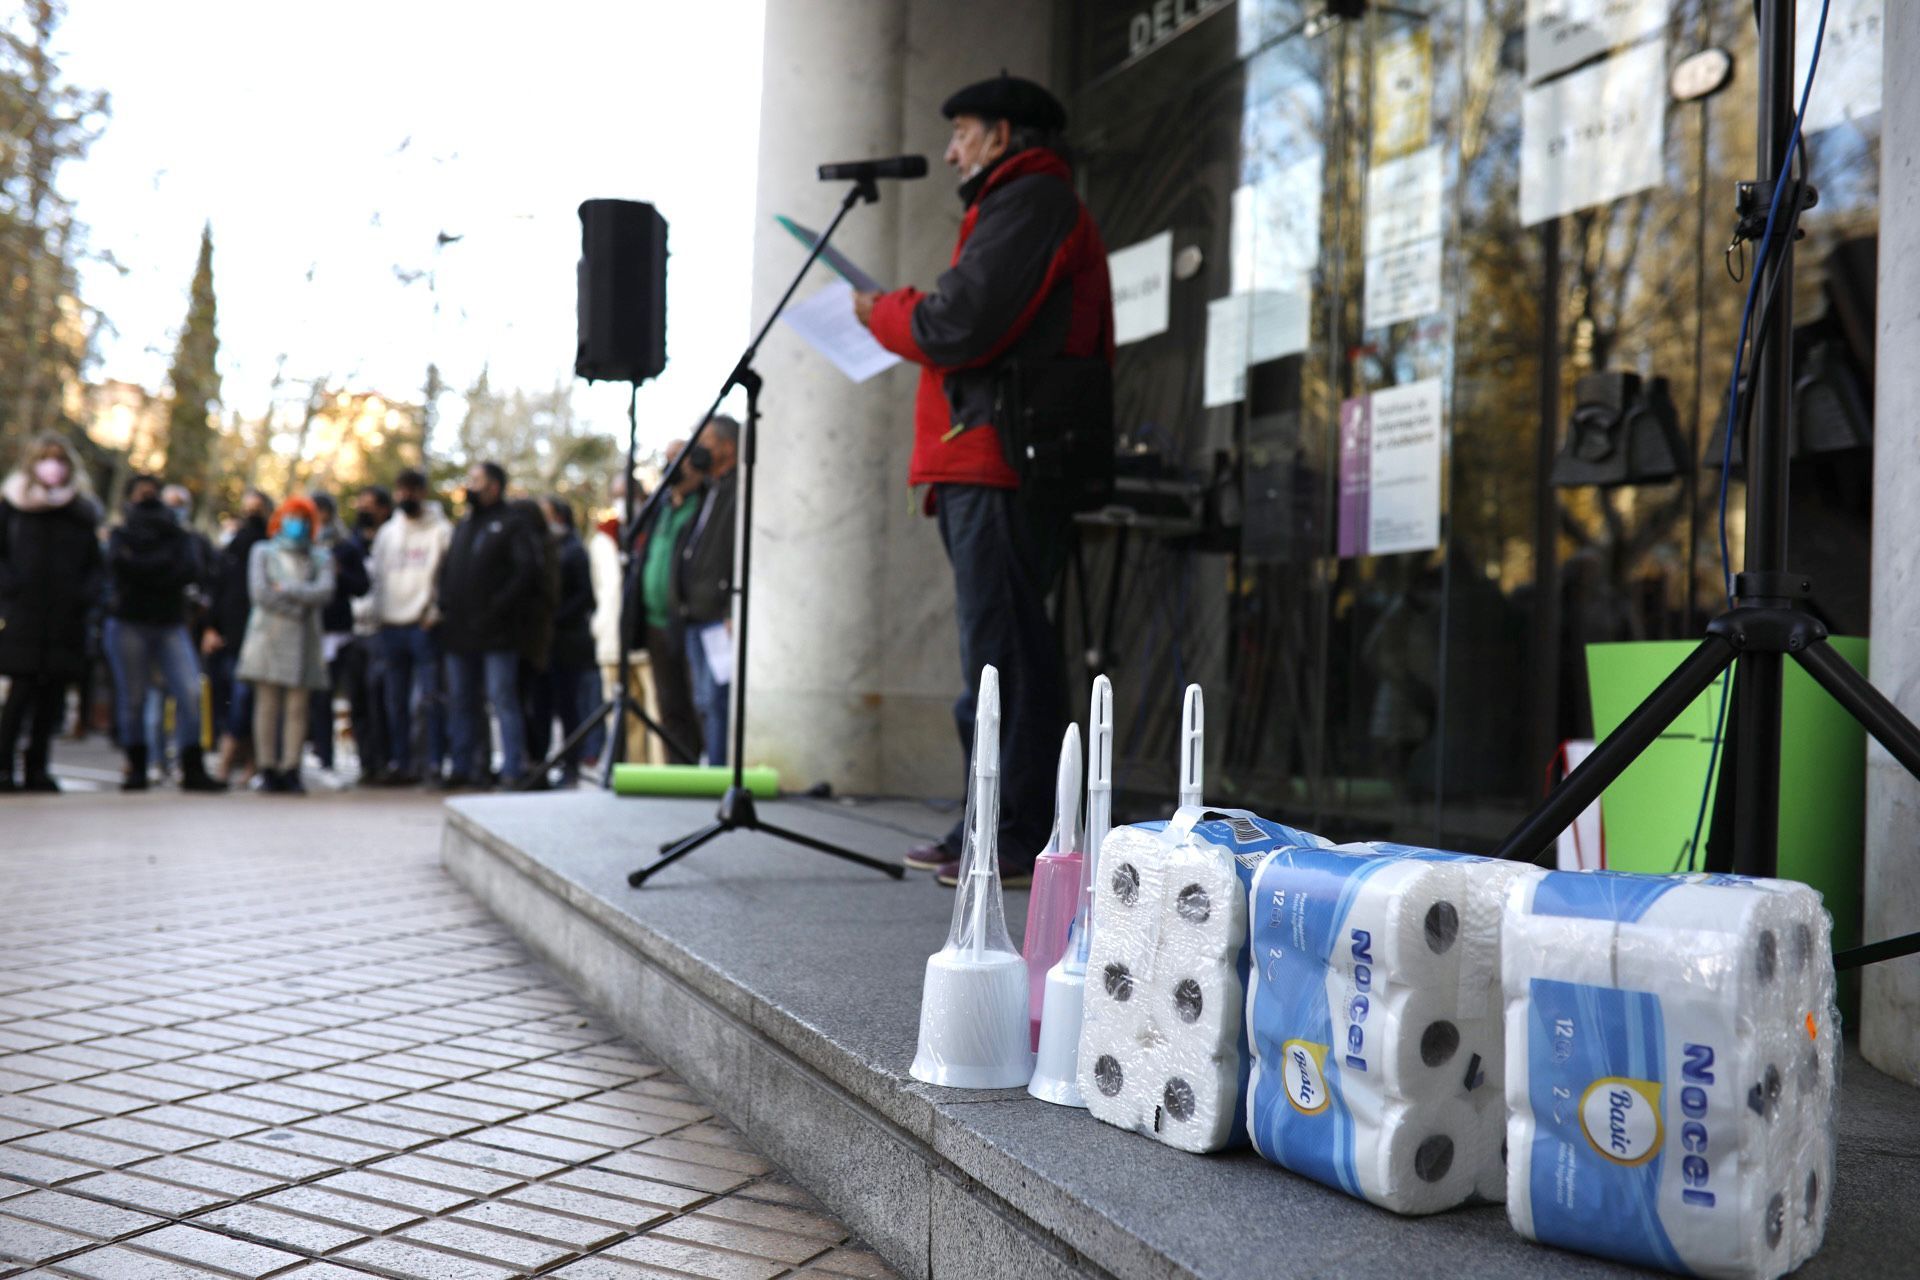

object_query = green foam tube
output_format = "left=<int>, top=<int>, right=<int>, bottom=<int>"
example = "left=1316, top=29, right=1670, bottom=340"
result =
left=611, top=764, right=780, bottom=798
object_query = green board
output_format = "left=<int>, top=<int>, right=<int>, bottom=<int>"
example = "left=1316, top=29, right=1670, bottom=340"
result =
left=612, top=763, right=780, bottom=799
left=1585, top=637, right=1866, bottom=955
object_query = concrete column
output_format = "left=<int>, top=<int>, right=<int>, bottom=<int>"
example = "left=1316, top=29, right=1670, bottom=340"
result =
left=1862, top=0, right=1920, bottom=1086
left=744, top=0, right=1055, bottom=797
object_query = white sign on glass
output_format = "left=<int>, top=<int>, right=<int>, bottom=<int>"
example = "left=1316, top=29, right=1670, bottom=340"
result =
left=1364, top=145, right=1442, bottom=256
left=1108, top=231, right=1173, bottom=346
left=1367, top=378, right=1444, bottom=556
left=1521, top=40, right=1668, bottom=225
left=1203, top=294, right=1249, bottom=408
left=1525, top=0, right=1668, bottom=83
left=1796, top=0, right=1881, bottom=134
left=1364, top=238, right=1444, bottom=331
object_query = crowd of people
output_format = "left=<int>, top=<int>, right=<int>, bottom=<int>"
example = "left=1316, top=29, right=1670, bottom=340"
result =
left=0, top=419, right=742, bottom=795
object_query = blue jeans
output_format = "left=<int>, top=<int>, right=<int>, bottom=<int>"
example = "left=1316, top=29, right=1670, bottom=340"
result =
left=525, top=661, right=594, bottom=777
left=579, top=667, right=607, bottom=764
left=684, top=625, right=729, bottom=767
left=446, top=650, right=524, bottom=781
left=144, top=687, right=172, bottom=766
left=379, top=624, right=444, bottom=774
left=105, top=619, right=201, bottom=753
left=205, top=646, right=252, bottom=743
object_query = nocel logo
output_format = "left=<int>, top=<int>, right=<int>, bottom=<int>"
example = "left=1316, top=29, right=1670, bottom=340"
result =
left=1580, top=1077, right=1664, bottom=1166
left=1282, top=1040, right=1330, bottom=1115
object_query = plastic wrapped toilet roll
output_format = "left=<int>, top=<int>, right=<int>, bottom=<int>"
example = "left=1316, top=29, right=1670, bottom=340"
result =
left=1245, top=844, right=1515, bottom=1214
left=1079, top=810, right=1327, bottom=1153
left=1502, top=870, right=1839, bottom=1280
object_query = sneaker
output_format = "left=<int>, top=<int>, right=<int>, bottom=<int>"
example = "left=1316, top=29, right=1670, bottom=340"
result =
left=903, top=841, right=956, bottom=872
left=936, top=858, right=1033, bottom=889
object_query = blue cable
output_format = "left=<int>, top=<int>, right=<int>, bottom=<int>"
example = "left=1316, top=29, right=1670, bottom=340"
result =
left=1684, top=0, right=1832, bottom=872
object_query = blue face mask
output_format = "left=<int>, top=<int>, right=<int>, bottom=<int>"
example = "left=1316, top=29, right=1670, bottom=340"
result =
left=279, top=516, right=310, bottom=544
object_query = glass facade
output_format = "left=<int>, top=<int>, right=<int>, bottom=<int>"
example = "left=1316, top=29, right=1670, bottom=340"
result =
left=1059, top=0, right=1882, bottom=848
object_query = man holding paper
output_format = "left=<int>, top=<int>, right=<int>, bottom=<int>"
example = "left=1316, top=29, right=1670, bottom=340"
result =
left=853, top=73, right=1114, bottom=885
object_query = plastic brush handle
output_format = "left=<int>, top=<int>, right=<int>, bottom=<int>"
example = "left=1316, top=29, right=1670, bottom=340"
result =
left=1178, top=683, right=1204, bottom=810
left=1073, top=675, right=1114, bottom=968
left=970, top=665, right=1001, bottom=961
left=1053, top=725, right=1083, bottom=855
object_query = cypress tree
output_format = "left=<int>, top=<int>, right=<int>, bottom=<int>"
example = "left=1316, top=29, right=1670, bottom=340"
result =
left=163, top=222, right=220, bottom=492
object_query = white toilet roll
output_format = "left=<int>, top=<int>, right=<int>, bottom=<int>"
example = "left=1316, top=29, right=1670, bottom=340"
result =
left=1359, top=1096, right=1486, bottom=1216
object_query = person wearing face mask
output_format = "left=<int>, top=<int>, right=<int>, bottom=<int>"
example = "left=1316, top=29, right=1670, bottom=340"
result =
left=104, top=474, right=226, bottom=792
left=303, top=491, right=370, bottom=781
left=343, top=486, right=393, bottom=780
left=235, top=494, right=336, bottom=793
left=0, top=435, right=103, bottom=792
left=522, top=495, right=596, bottom=786
left=140, top=484, right=216, bottom=783
left=671, top=420, right=739, bottom=766
left=436, top=461, right=541, bottom=788
left=205, top=488, right=273, bottom=783
left=369, top=468, right=452, bottom=784
left=852, top=73, right=1115, bottom=886
left=621, top=440, right=704, bottom=765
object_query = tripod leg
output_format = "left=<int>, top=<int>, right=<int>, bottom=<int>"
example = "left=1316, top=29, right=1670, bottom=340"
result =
left=754, top=817, right=907, bottom=879
left=523, top=697, right=619, bottom=790
left=629, top=821, right=727, bottom=887
left=1794, top=641, right=1920, bottom=780
left=1494, top=635, right=1737, bottom=863
left=624, top=693, right=698, bottom=767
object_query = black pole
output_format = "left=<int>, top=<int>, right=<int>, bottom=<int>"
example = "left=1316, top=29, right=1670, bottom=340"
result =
left=606, top=384, right=642, bottom=780
left=1731, top=0, right=1798, bottom=877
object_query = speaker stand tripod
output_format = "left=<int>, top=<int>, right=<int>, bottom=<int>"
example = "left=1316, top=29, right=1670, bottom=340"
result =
left=1495, top=0, right=1920, bottom=975
left=523, top=382, right=701, bottom=789
left=627, top=177, right=906, bottom=888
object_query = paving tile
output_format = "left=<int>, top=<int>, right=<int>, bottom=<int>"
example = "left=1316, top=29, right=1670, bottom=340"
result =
left=273, top=1265, right=392, bottom=1279
left=115, top=1105, right=260, bottom=1140
left=590, top=1151, right=753, bottom=1195
left=601, top=1235, right=789, bottom=1280
left=196, top=1202, right=364, bottom=1255
left=332, top=1238, right=519, bottom=1280
left=410, top=1140, right=563, bottom=1181
left=654, top=1213, right=828, bottom=1265
left=362, top=1154, right=519, bottom=1197
left=256, top=1185, right=421, bottom=1233
left=121, top=1154, right=282, bottom=1197
left=40, top=1243, right=236, bottom=1278
left=799, top=1246, right=902, bottom=1279
left=187, top=1139, right=336, bottom=1182
left=504, top=1180, right=675, bottom=1230
left=335, top=1104, right=477, bottom=1140
left=450, top=1198, right=624, bottom=1250
left=290, top=1114, right=431, bottom=1153
left=314, top=1170, right=473, bottom=1214
left=0, top=1146, right=97, bottom=1186
left=698, top=1193, right=848, bottom=1242
left=548, top=1167, right=710, bottom=1213
left=637, top=1139, right=771, bottom=1177
left=0, top=1190, right=161, bottom=1242
left=10, top=1128, right=156, bottom=1169
left=397, top=1217, right=575, bottom=1270
left=0, top=1214, right=93, bottom=1265
left=545, top=1259, right=683, bottom=1280
left=122, top=1223, right=305, bottom=1278
left=68, top=1117, right=208, bottom=1156
left=458, top=1125, right=601, bottom=1164
left=59, top=1171, right=228, bottom=1216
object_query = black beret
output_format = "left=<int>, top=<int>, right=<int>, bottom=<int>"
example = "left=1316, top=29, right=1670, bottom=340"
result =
left=941, top=74, right=1067, bottom=132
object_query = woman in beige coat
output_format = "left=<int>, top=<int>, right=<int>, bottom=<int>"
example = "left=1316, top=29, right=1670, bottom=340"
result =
left=236, top=494, right=334, bottom=793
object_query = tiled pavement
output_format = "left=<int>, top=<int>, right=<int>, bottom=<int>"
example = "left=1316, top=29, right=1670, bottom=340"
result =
left=0, top=789, right=898, bottom=1280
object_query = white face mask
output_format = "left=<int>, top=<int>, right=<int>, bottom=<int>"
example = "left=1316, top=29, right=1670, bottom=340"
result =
left=32, top=458, right=70, bottom=488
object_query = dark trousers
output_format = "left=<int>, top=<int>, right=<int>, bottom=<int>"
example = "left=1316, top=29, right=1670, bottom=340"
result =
left=645, top=623, right=702, bottom=765
left=935, top=484, right=1070, bottom=868
left=525, top=661, right=593, bottom=779
left=339, top=637, right=387, bottom=777
left=1, top=675, right=66, bottom=782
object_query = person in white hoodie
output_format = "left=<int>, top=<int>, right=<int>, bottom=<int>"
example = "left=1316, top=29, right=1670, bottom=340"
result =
left=368, top=468, right=451, bottom=784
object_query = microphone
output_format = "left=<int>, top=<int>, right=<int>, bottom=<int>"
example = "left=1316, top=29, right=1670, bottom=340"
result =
left=818, top=155, right=929, bottom=182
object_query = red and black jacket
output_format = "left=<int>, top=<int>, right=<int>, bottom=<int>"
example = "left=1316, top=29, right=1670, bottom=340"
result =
left=868, top=147, right=1113, bottom=493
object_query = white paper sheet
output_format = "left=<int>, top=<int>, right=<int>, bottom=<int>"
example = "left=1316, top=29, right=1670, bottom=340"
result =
left=1108, top=231, right=1173, bottom=346
left=1520, top=41, right=1667, bottom=225
left=1365, top=146, right=1443, bottom=256
left=1366, top=378, right=1444, bottom=555
left=1204, top=295, right=1249, bottom=408
left=1525, top=0, right=1667, bottom=83
left=780, top=282, right=902, bottom=383
left=1364, top=237, right=1444, bottom=331
left=699, top=621, right=734, bottom=687
left=1796, top=0, right=1882, bottom=134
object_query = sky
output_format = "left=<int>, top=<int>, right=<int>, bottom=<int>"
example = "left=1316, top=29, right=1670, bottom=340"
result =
left=53, top=0, right=767, bottom=461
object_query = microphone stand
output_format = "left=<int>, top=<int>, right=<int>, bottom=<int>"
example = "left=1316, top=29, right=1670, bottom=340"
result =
left=627, top=175, right=906, bottom=888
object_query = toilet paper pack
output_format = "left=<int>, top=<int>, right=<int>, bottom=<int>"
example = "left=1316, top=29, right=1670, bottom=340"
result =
left=1079, top=809, right=1326, bottom=1153
left=1503, top=870, right=1838, bottom=1280
left=1244, top=844, right=1518, bottom=1214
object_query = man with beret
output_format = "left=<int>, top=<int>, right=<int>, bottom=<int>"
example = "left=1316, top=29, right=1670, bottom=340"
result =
left=854, top=74, right=1114, bottom=886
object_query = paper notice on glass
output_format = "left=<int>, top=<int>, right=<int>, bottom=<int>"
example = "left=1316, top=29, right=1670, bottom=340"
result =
left=699, top=622, right=734, bottom=687
left=1204, top=294, right=1249, bottom=408
left=780, top=282, right=901, bottom=383
left=1230, top=154, right=1322, bottom=295
left=1525, top=0, right=1667, bottom=83
left=775, top=215, right=885, bottom=293
left=1247, top=289, right=1309, bottom=363
left=1109, top=231, right=1172, bottom=345
left=1364, top=237, right=1443, bottom=330
left=1796, top=0, right=1881, bottom=134
left=1520, top=41, right=1667, bottom=225
left=1372, top=28, right=1433, bottom=161
left=1365, top=145, right=1442, bottom=256
left=1367, top=378, right=1444, bottom=555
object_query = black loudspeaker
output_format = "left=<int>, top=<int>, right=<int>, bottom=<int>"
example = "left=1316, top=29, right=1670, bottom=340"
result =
left=1551, top=372, right=1689, bottom=488
left=576, top=199, right=667, bottom=384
